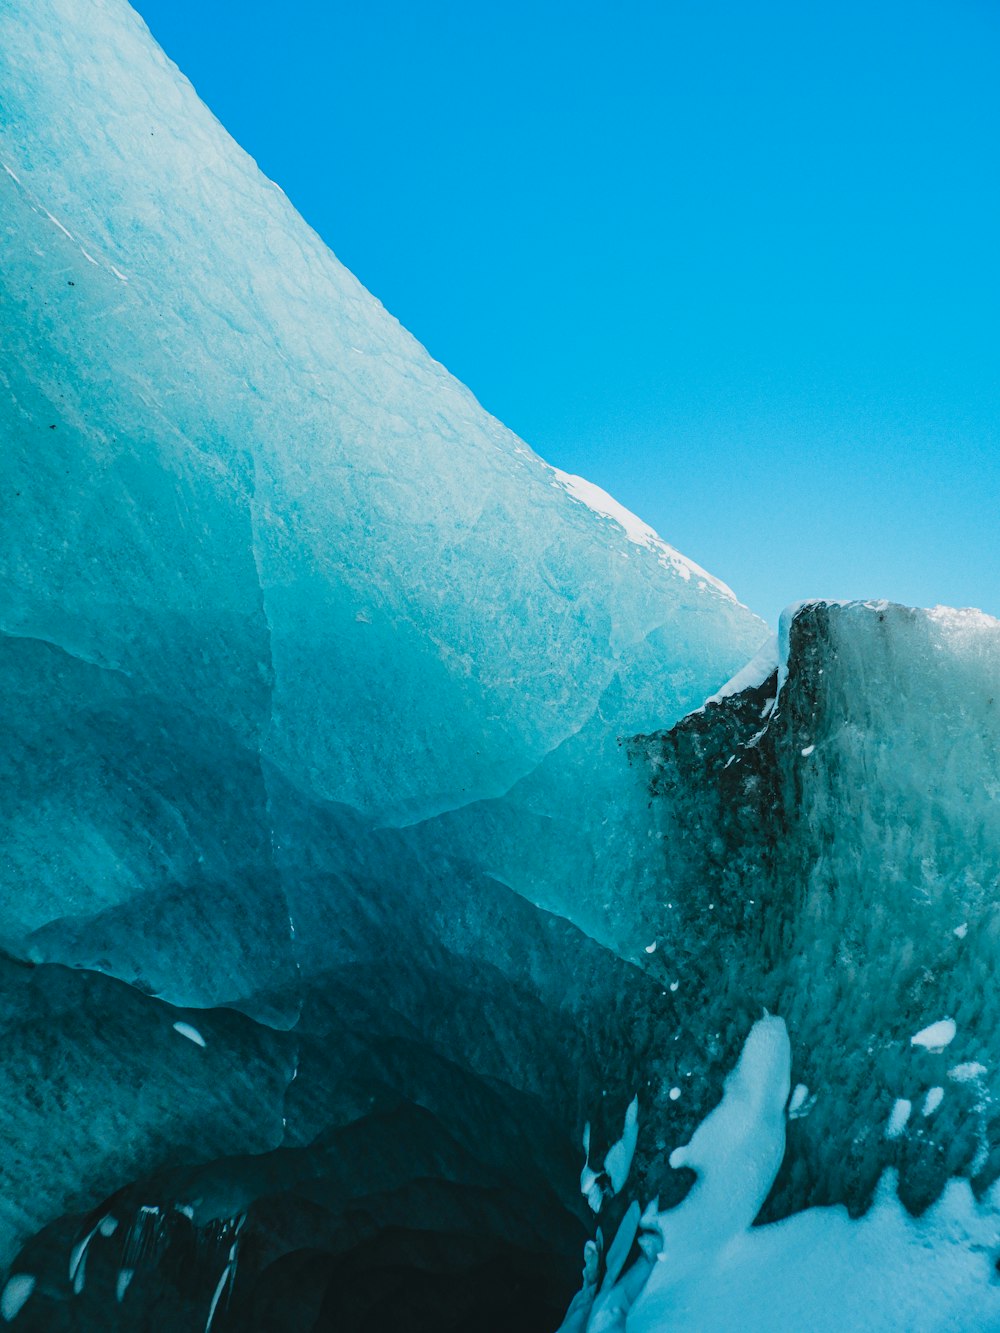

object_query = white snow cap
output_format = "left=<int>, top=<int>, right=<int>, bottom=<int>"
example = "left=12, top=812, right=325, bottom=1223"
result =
left=551, top=468, right=738, bottom=600
left=695, top=634, right=779, bottom=714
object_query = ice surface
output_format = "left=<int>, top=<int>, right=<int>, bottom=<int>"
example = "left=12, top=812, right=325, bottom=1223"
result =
left=3, top=0, right=1000, bottom=1326
left=0, top=0, right=769, bottom=1322
left=634, top=599, right=1000, bottom=1225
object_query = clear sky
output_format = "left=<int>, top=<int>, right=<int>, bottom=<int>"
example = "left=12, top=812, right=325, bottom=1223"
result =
left=133, top=0, right=999, bottom=624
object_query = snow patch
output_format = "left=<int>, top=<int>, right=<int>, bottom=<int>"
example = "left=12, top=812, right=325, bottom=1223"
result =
left=173, top=1021, right=206, bottom=1047
left=910, top=1018, right=956, bottom=1052
left=604, top=1096, right=640, bottom=1196
left=949, top=1062, right=987, bottom=1083
left=0, top=1276, right=35, bottom=1322
left=885, top=1098, right=911, bottom=1139
left=788, top=1083, right=809, bottom=1117
left=694, top=634, right=779, bottom=714
left=922, top=1087, right=944, bottom=1117
left=550, top=469, right=738, bottom=601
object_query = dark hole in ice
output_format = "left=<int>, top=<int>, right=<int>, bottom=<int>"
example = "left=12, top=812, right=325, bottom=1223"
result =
left=234, top=1231, right=575, bottom=1332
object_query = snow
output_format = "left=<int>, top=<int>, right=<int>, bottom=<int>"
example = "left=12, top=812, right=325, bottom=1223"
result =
left=625, top=1173, right=1000, bottom=1331
left=949, top=1062, right=987, bottom=1083
left=172, top=1021, right=206, bottom=1047
left=604, top=1096, right=640, bottom=1196
left=563, top=1016, right=1000, bottom=1332
left=550, top=470, right=739, bottom=601
left=910, top=1019, right=957, bottom=1052
left=922, top=1087, right=944, bottom=1117
left=581, top=1104, right=639, bottom=1214
left=0, top=1276, right=35, bottom=1322
left=885, top=1098, right=912, bottom=1139
left=694, top=633, right=779, bottom=713
left=787, top=1083, right=809, bottom=1116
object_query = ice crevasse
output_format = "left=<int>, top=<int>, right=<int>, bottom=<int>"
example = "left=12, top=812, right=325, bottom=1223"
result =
left=2, top=1, right=1000, bottom=1329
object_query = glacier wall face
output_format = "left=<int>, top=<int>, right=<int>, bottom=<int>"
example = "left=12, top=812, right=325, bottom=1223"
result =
left=0, top=0, right=769, bottom=1326
left=3, top=2, right=1000, bottom=1329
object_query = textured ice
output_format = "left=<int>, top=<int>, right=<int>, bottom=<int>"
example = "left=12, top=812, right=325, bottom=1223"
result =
left=3, top=0, right=1000, bottom=1328
left=0, top=0, right=769, bottom=1324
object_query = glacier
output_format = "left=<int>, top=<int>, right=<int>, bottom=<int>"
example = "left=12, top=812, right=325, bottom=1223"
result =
left=2, top=1, right=1000, bottom=1329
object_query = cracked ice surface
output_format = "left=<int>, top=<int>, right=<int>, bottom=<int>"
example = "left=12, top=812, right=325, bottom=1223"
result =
left=0, top=0, right=766, bottom=1316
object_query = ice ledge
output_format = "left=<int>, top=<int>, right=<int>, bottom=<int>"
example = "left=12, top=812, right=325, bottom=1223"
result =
left=549, top=468, right=740, bottom=603
left=686, top=599, right=1000, bottom=715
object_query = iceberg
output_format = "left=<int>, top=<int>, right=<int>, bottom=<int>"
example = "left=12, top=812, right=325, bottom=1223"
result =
left=2, top=1, right=1000, bottom=1329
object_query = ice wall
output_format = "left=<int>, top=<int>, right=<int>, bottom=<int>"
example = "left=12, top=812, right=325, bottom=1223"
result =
left=633, top=600, right=1000, bottom=1225
left=3, top=0, right=1000, bottom=1327
left=0, top=0, right=768, bottom=1324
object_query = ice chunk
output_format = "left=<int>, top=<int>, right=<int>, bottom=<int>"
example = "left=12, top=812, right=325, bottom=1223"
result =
left=635, top=599, right=1000, bottom=1220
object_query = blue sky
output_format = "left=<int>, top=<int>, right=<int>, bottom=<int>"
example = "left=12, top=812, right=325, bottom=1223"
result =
left=133, top=0, right=999, bottom=623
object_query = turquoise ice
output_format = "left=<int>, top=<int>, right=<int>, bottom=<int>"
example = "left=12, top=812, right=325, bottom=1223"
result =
left=2, top=1, right=1000, bottom=1329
